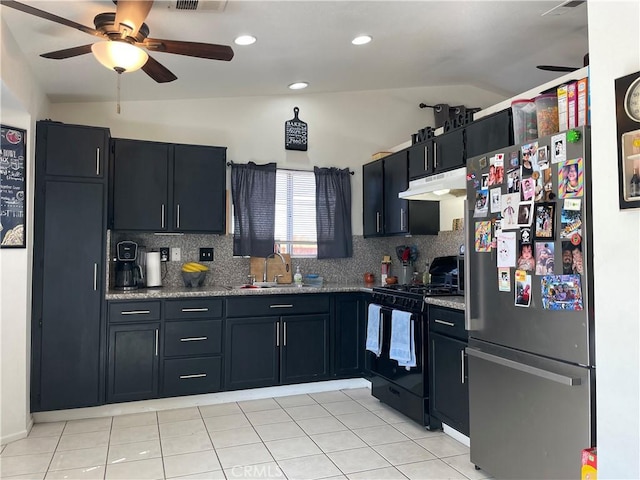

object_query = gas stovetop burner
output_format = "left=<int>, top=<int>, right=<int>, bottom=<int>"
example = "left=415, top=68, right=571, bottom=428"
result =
left=375, top=282, right=460, bottom=297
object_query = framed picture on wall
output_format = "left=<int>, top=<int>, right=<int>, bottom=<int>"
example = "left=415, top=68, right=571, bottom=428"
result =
left=1, top=125, right=27, bottom=248
left=614, top=70, right=640, bottom=209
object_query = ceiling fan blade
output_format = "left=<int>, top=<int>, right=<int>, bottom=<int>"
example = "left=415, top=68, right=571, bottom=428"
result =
left=41, top=44, right=93, bottom=60
left=536, top=65, right=579, bottom=73
left=0, top=0, right=102, bottom=37
left=141, top=38, right=234, bottom=61
left=142, top=55, right=178, bottom=83
left=114, top=0, right=153, bottom=38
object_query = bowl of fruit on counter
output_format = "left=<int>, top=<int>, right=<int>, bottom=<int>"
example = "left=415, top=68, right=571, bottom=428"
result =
left=181, top=262, right=209, bottom=287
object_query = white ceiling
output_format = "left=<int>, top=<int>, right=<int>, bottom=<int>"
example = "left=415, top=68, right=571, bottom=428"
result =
left=0, top=1, right=589, bottom=104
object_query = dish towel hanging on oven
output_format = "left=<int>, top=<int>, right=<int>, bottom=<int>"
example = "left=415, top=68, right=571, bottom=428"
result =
left=365, top=303, right=383, bottom=356
left=390, top=309, right=416, bottom=369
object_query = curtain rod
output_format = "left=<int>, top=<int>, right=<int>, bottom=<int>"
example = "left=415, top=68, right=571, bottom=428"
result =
left=226, top=161, right=354, bottom=175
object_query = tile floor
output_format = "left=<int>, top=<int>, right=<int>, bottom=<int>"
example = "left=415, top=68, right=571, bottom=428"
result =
left=0, top=388, right=491, bottom=480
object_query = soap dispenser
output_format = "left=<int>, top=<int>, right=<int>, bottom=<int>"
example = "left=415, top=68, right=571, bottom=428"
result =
left=294, top=265, right=303, bottom=287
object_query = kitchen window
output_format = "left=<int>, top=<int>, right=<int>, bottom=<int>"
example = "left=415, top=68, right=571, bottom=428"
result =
left=275, top=169, right=318, bottom=257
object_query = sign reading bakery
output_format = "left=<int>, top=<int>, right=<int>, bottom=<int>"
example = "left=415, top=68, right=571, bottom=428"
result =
left=1, top=125, right=26, bottom=248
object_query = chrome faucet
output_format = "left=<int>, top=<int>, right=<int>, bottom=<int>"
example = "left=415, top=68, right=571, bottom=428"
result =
left=264, top=252, right=286, bottom=282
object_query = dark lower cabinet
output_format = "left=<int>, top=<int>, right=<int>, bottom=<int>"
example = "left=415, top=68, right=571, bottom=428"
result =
left=281, top=314, right=331, bottom=384
left=163, top=357, right=222, bottom=396
left=108, top=323, right=159, bottom=403
left=333, top=293, right=366, bottom=378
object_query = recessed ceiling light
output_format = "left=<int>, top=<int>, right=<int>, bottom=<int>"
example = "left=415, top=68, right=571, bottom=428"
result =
left=288, top=82, right=309, bottom=90
left=234, top=35, right=256, bottom=46
left=352, top=35, right=372, bottom=45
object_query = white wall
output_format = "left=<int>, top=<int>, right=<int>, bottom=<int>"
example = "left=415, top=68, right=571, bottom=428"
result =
left=0, top=18, right=49, bottom=443
left=588, top=1, right=640, bottom=478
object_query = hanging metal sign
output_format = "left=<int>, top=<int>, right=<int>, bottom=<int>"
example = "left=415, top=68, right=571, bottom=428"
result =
left=285, top=107, right=308, bottom=151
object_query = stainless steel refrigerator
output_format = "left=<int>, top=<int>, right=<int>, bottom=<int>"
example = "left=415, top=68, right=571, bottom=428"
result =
left=464, top=126, right=595, bottom=479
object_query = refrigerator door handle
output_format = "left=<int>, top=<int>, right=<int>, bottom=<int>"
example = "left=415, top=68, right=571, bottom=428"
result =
left=466, top=348, right=582, bottom=386
left=463, top=199, right=473, bottom=330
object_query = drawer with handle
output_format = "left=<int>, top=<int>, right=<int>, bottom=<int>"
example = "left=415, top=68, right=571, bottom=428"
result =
left=162, top=356, right=222, bottom=397
left=428, top=305, right=467, bottom=341
left=226, top=294, right=330, bottom=318
left=164, top=319, right=222, bottom=357
left=165, top=298, right=223, bottom=319
left=109, top=301, right=161, bottom=323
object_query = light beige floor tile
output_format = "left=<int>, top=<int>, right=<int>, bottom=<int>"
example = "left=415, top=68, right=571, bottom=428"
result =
left=63, top=417, right=112, bottom=435
left=0, top=452, right=53, bottom=476
left=352, top=425, right=409, bottom=447
left=109, top=424, right=159, bottom=446
left=347, top=466, right=408, bottom=480
left=161, top=432, right=213, bottom=457
left=224, top=461, right=285, bottom=480
left=310, top=430, right=366, bottom=453
left=442, top=453, right=493, bottom=480
left=49, top=446, right=107, bottom=472
left=414, top=435, right=469, bottom=458
left=341, top=388, right=372, bottom=401
left=44, top=464, right=106, bottom=480
left=170, top=469, right=226, bottom=480
left=56, top=431, right=109, bottom=452
left=1, top=436, right=59, bottom=456
left=327, top=446, right=391, bottom=474
left=215, top=443, right=273, bottom=469
left=28, top=422, right=66, bottom=438
left=321, top=400, right=368, bottom=416
left=356, top=397, right=386, bottom=411
left=199, top=402, right=242, bottom=418
left=323, top=476, right=348, bottom=480
left=238, top=398, right=281, bottom=413
left=264, top=436, right=321, bottom=460
left=254, top=421, right=307, bottom=442
left=107, top=439, right=161, bottom=464
left=373, top=408, right=413, bottom=425
left=209, top=426, right=261, bottom=449
left=274, top=394, right=317, bottom=408
left=204, top=414, right=251, bottom=432
left=159, top=419, right=206, bottom=439
left=309, top=391, right=352, bottom=404
left=158, top=407, right=202, bottom=424
left=284, top=404, right=331, bottom=421
left=163, top=450, right=222, bottom=478
left=391, top=422, right=441, bottom=440
left=372, top=441, right=436, bottom=466
left=396, top=458, right=467, bottom=480
left=334, top=412, right=386, bottom=430
left=112, top=412, right=157, bottom=429
left=277, top=453, right=342, bottom=480
left=245, top=409, right=291, bottom=426
left=105, top=457, right=164, bottom=480
left=4, top=472, right=46, bottom=480
left=296, top=417, right=348, bottom=436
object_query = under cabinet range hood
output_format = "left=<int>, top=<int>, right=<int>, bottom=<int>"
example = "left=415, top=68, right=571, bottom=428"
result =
left=399, top=167, right=467, bottom=201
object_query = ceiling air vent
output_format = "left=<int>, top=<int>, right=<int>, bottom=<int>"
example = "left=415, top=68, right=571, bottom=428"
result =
left=158, top=1, right=229, bottom=12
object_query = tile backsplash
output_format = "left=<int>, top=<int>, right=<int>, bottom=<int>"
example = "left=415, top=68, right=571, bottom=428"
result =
left=109, top=230, right=464, bottom=288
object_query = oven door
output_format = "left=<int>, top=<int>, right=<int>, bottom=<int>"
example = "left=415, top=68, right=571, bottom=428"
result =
left=367, top=305, right=425, bottom=397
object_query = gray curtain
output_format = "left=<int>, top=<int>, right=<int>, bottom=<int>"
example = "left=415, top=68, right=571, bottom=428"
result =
left=231, top=162, right=277, bottom=257
left=314, top=166, right=352, bottom=259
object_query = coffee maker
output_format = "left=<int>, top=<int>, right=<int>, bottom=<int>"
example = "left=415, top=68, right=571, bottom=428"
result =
left=114, top=241, right=143, bottom=290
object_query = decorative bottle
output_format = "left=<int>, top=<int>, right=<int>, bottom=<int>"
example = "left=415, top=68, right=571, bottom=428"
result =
left=294, top=266, right=303, bottom=287
left=631, top=168, right=640, bottom=198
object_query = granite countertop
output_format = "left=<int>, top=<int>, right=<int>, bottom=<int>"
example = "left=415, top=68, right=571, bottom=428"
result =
left=424, top=296, right=466, bottom=311
left=106, top=283, right=374, bottom=300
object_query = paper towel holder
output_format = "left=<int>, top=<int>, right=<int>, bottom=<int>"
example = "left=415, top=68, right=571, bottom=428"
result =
left=146, top=250, right=163, bottom=288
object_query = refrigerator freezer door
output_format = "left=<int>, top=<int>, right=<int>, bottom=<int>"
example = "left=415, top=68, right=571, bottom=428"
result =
left=467, top=339, right=595, bottom=479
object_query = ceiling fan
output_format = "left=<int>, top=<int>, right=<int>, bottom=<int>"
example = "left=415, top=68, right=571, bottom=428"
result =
left=537, top=53, right=589, bottom=73
left=0, top=0, right=234, bottom=83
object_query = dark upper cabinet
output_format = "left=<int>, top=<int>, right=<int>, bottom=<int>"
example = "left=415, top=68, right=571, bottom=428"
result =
left=408, top=140, right=434, bottom=180
left=465, top=108, right=513, bottom=159
left=383, top=151, right=410, bottom=235
left=363, top=160, right=384, bottom=236
left=433, top=128, right=465, bottom=173
left=112, top=139, right=226, bottom=233
left=41, top=122, right=110, bottom=178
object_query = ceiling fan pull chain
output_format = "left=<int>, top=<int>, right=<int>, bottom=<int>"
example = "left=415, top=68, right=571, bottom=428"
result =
left=116, top=71, right=121, bottom=115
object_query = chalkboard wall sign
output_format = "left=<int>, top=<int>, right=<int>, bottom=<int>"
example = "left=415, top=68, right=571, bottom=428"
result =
left=285, top=107, right=308, bottom=151
left=1, top=125, right=26, bottom=248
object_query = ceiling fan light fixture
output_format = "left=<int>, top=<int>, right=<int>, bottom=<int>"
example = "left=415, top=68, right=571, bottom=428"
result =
left=91, top=41, right=149, bottom=73
left=288, top=82, right=309, bottom=90
left=352, top=35, right=372, bottom=45
left=234, top=35, right=257, bottom=46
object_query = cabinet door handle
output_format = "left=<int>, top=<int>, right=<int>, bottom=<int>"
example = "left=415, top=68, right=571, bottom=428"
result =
left=376, top=212, right=381, bottom=233
left=179, top=373, right=207, bottom=379
left=434, top=319, right=455, bottom=327
left=424, top=145, right=429, bottom=171
left=155, top=329, right=159, bottom=357
left=93, top=263, right=98, bottom=291
left=283, top=321, right=287, bottom=346
left=180, top=336, right=207, bottom=342
left=181, top=307, right=209, bottom=312
left=96, top=148, right=100, bottom=176
left=276, top=322, right=280, bottom=347
left=434, top=143, right=438, bottom=169
left=461, top=350, right=466, bottom=384
left=176, top=204, right=180, bottom=229
left=400, top=208, right=405, bottom=231
left=161, top=204, right=165, bottom=229
left=121, top=310, right=151, bottom=315
left=270, top=304, right=293, bottom=308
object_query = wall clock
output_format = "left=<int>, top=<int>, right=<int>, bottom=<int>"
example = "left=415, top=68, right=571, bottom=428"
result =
left=615, top=70, right=640, bottom=209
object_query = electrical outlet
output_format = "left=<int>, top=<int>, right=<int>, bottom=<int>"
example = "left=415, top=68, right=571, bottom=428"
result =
left=199, top=247, right=214, bottom=262
left=159, top=247, right=169, bottom=262
left=170, top=247, right=181, bottom=262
